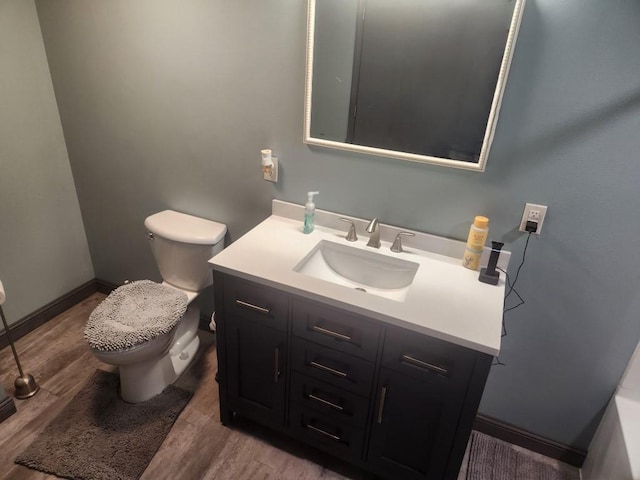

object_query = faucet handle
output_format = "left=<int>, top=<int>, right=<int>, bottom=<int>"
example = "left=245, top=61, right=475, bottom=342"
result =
left=339, top=218, right=358, bottom=242
left=390, top=232, right=415, bottom=253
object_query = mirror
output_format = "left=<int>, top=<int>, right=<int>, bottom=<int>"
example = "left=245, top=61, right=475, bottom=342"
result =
left=304, top=0, right=526, bottom=171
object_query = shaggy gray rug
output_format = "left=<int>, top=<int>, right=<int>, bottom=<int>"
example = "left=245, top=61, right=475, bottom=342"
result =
left=15, top=369, right=191, bottom=480
left=466, top=431, right=580, bottom=480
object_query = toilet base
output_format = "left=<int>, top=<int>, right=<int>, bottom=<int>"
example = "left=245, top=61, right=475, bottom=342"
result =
left=118, top=305, right=200, bottom=403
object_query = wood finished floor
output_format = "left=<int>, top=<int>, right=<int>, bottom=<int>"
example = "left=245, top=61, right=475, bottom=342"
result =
left=0, top=293, right=580, bottom=480
left=0, top=293, right=374, bottom=480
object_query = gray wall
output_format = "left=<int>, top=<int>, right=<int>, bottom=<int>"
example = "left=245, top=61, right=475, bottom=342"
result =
left=0, top=0, right=93, bottom=328
left=35, top=0, right=640, bottom=450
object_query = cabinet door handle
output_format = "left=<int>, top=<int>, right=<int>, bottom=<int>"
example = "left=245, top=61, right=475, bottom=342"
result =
left=310, top=361, right=348, bottom=378
left=402, top=354, right=448, bottom=377
left=312, top=325, right=352, bottom=341
left=308, top=393, right=344, bottom=412
left=236, top=299, right=270, bottom=315
left=305, top=423, right=341, bottom=442
left=274, top=347, right=281, bottom=383
left=377, top=386, right=387, bottom=424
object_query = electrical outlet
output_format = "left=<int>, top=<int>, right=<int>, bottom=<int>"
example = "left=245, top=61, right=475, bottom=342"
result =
left=263, top=157, right=278, bottom=183
left=519, top=203, right=547, bottom=234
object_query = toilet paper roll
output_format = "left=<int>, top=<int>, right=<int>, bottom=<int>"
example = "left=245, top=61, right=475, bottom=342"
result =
left=0, top=280, right=5, bottom=305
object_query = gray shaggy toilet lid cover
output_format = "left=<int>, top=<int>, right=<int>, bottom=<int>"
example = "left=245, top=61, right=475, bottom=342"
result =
left=85, top=280, right=188, bottom=352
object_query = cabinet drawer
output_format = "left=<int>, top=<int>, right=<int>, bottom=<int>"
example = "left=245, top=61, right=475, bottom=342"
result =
left=289, top=404, right=365, bottom=462
left=290, top=372, right=369, bottom=428
left=291, top=339, right=375, bottom=397
left=382, top=327, right=476, bottom=390
left=292, top=300, right=380, bottom=361
left=224, top=276, right=288, bottom=331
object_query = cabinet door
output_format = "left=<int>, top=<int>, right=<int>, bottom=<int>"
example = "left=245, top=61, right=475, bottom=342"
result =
left=226, top=315, right=287, bottom=428
left=367, top=368, right=463, bottom=480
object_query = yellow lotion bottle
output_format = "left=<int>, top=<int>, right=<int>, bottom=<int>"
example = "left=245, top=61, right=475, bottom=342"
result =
left=462, top=216, right=489, bottom=270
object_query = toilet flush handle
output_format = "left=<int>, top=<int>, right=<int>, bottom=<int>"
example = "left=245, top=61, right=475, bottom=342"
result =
left=147, top=233, right=154, bottom=240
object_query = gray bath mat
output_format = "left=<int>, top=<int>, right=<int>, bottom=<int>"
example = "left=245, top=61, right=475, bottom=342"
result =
left=15, top=369, right=191, bottom=480
left=466, top=431, right=580, bottom=480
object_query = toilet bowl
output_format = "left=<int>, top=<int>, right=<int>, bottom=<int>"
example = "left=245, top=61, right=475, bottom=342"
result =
left=85, top=210, right=226, bottom=403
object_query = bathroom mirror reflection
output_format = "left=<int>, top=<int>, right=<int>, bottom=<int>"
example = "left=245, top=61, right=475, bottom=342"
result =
left=303, top=0, right=526, bottom=171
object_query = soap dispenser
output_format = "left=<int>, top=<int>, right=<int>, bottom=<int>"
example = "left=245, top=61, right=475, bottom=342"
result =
left=303, top=191, right=319, bottom=234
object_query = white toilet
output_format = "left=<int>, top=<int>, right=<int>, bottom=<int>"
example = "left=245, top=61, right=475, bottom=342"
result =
left=85, top=210, right=226, bottom=403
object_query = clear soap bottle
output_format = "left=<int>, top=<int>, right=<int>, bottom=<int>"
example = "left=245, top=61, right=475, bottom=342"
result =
left=303, top=191, right=319, bottom=234
left=462, top=216, right=489, bottom=270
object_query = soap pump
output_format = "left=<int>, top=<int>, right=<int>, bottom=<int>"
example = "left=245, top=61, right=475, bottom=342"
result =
left=303, top=191, right=319, bottom=234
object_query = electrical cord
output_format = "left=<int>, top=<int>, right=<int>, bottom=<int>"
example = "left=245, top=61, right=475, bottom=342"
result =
left=504, top=231, right=531, bottom=302
left=492, top=232, right=533, bottom=366
left=500, top=269, right=526, bottom=321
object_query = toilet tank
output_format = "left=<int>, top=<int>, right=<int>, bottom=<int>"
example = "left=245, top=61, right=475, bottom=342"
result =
left=144, top=210, right=227, bottom=292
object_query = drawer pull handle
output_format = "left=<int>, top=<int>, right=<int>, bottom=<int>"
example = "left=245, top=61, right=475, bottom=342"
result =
left=402, top=354, right=448, bottom=376
left=305, top=423, right=341, bottom=442
left=236, top=299, right=270, bottom=315
left=274, top=348, right=281, bottom=383
left=308, top=393, right=344, bottom=412
left=377, top=386, right=387, bottom=424
left=310, top=361, right=348, bottom=378
left=312, top=325, right=352, bottom=341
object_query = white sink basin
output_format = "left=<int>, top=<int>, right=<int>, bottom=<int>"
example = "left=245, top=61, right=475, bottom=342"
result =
left=294, top=240, right=419, bottom=302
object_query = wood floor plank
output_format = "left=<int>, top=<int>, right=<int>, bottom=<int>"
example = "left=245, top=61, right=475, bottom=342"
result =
left=0, top=388, right=62, bottom=464
left=142, top=416, right=229, bottom=480
left=1, top=463, right=51, bottom=480
left=203, top=428, right=274, bottom=478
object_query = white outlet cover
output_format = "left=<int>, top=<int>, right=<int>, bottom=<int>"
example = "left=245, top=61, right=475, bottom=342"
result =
left=519, top=203, right=547, bottom=234
left=263, top=157, right=279, bottom=183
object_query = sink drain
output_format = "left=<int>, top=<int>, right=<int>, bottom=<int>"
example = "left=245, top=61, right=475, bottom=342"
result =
left=354, top=287, right=367, bottom=292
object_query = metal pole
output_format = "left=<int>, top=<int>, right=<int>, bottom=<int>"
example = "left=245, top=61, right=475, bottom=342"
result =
left=0, top=306, right=25, bottom=377
left=0, top=305, right=39, bottom=399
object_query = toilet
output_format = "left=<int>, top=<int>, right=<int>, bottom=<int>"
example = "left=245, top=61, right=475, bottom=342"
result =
left=84, top=210, right=226, bottom=403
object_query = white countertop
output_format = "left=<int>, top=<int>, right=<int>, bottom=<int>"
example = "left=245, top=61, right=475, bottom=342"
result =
left=209, top=201, right=506, bottom=356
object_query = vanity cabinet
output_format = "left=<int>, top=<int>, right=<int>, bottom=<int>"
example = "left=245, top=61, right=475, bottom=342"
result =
left=219, top=275, right=288, bottom=429
left=214, top=272, right=492, bottom=480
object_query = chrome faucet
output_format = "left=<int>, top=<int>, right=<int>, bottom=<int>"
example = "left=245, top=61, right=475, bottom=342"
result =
left=366, top=218, right=381, bottom=248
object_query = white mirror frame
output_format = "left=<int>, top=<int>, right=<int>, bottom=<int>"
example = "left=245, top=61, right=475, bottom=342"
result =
left=303, top=0, right=526, bottom=172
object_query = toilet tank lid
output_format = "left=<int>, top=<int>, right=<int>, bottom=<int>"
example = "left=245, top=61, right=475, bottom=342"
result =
left=144, top=210, right=227, bottom=245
